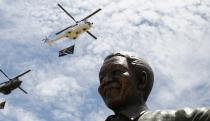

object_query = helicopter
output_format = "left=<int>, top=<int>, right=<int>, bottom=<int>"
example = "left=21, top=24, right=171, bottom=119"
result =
left=0, top=101, right=6, bottom=109
left=0, top=69, right=31, bottom=95
left=43, top=3, right=101, bottom=45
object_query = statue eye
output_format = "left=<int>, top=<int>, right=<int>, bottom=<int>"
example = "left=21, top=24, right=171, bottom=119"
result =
left=112, top=70, right=124, bottom=76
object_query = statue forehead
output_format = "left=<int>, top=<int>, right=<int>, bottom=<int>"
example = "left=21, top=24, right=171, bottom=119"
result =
left=103, top=56, right=127, bottom=66
left=100, top=56, right=128, bottom=75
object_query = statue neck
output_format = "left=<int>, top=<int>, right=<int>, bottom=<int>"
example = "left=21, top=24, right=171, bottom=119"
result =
left=114, top=103, right=148, bottom=120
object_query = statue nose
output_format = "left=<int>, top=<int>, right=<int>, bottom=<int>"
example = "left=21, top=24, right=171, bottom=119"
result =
left=103, top=74, right=113, bottom=83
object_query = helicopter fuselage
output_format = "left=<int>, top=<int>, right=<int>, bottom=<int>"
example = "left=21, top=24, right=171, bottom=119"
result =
left=46, top=21, right=93, bottom=45
left=65, top=21, right=92, bottom=39
left=0, top=79, right=22, bottom=95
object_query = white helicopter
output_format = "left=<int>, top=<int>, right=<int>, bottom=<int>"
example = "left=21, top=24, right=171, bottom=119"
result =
left=43, top=3, right=101, bottom=45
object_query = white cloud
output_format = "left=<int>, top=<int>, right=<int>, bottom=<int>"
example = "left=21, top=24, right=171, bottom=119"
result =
left=1, top=106, right=45, bottom=121
left=0, top=0, right=210, bottom=120
left=35, top=76, right=81, bottom=97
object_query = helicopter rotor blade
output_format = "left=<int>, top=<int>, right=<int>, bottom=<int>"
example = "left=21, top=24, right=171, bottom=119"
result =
left=86, top=31, right=97, bottom=39
left=14, top=70, right=31, bottom=79
left=0, top=69, right=10, bottom=80
left=0, top=81, right=9, bottom=85
left=80, top=8, right=101, bottom=22
left=55, top=25, right=72, bottom=35
left=57, top=3, right=77, bottom=23
left=18, top=87, right=28, bottom=94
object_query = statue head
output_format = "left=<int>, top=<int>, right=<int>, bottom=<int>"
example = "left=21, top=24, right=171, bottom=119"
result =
left=98, top=53, right=154, bottom=111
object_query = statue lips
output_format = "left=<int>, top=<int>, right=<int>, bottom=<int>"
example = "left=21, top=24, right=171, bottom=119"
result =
left=102, top=81, right=122, bottom=99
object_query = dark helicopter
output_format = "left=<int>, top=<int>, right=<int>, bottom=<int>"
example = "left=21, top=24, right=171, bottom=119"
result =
left=0, top=101, right=6, bottom=109
left=0, top=69, right=31, bottom=95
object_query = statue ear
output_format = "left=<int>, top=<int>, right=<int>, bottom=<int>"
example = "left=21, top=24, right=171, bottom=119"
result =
left=138, top=71, right=148, bottom=90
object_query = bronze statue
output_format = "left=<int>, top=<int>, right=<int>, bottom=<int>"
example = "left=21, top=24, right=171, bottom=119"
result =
left=98, top=53, right=210, bottom=121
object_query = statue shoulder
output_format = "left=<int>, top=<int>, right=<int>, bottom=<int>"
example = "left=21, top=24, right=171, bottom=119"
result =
left=175, top=107, right=210, bottom=121
left=138, top=108, right=210, bottom=121
left=138, top=110, right=175, bottom=121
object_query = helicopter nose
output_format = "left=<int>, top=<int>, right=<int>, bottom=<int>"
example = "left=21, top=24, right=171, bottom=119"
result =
left=15, top=80, right=22, bottom=86
left=87, top=22, right=93, bottom=25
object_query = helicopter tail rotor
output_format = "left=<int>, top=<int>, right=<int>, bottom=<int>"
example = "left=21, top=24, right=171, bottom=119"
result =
left=42, top=37, right=50, bottom=43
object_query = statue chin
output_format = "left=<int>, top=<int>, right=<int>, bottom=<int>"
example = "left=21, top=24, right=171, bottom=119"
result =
left=106, top=100, right=121, bottom=110
left=104, top=87, right=130, bottom=110
left=105, top=95, right=125, bottom=110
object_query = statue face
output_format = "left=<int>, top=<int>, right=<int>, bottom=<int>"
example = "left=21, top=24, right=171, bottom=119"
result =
left=98, top=56, right=137, bottom=109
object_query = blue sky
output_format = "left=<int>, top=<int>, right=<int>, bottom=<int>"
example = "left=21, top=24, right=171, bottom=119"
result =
left=0, top=0, right=210, bottom=121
